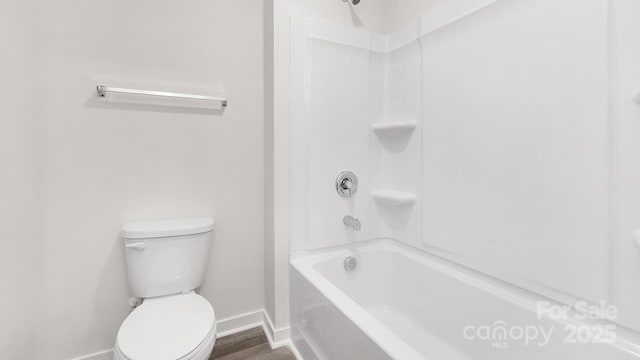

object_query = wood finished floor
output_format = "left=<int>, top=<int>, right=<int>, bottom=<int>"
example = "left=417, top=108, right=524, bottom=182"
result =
left=210, top=327, right=296, bottom=360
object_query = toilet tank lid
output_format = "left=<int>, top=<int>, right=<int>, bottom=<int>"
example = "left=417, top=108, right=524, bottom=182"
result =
left=122, top=217, right=214, bottom=239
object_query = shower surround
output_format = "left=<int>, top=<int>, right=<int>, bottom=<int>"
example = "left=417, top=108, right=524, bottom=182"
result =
left=288, top=0, right=640, bottom=358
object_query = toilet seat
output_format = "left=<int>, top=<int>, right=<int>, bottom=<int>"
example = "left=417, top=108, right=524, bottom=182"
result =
left=115, top=293, right=216, bottom=360
left=114, top=330, right=215, bottom=360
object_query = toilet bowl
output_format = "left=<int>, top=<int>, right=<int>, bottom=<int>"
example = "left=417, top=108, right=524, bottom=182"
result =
left=114, top=217, right=216, bottom=360
left=114, top=293, right=216, bottom=360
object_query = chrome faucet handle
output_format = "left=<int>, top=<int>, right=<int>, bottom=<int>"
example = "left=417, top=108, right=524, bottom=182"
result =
left=340, top=178, right=353, bottom=196
left=336, top=170, right=358, bottom=197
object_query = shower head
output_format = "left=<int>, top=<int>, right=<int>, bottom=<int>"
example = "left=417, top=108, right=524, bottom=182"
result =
left=343, top=0, right=361, bottom=5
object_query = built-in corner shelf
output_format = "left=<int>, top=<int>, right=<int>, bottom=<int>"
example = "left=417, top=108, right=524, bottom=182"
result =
left=371, top=121, right=417, bottom=137
left=372, top=190, right=417, bottom=206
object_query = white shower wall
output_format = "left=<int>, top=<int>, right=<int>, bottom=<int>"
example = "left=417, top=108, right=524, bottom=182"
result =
left=290, top=0, right=640, bottom=335
left=370, top=24, right=423, bottom=248
left=421, top=0, right=610, bottom=310
left=612, top=0, right=640, bottom=334
left=290, top=20, right=374, bottom=251
left=290, top=0, right=497, bottom=251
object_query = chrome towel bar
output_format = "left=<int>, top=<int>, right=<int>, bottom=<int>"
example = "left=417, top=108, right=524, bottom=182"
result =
left=96, top=85, right=228, bottom=109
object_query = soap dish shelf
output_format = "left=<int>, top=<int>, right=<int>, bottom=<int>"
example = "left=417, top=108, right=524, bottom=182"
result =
left=371, top=121, right=417, bottom=137
left=372, top=190, right=417, bottom=206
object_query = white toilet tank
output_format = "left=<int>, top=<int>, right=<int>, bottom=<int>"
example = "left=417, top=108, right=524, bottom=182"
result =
left=122, top=217, right=214, bottom=298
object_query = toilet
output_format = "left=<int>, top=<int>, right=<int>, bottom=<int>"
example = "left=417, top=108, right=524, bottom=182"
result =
left=114, top=217, right=217, bottom=360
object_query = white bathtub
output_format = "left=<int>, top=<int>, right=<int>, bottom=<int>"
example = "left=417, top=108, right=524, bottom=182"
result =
left=290, top=239, right=640, bottom=360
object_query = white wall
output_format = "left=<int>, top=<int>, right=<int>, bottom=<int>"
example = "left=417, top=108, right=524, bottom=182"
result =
left=0, top=1, right=37, bottom=359
left=612, top=0, right=640, bottom=332
left=277, top=0, right=389, bottom=35
left=33, top=1, right=265, bottom=359
left=381, top=0, right=444, bottom=34
left=264, top=0, right=277, bottom=330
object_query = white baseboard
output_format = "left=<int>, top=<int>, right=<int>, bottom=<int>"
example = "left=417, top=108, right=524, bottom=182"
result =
left=216, top=309, right=265, bottom=337
left=262, top=310, right=291, bottom=347
left=68, top=349, right=113, bottom=360
left=68, top=309, right=302, bottom=360
left=262, top=311, right=303, bottom=360
left=217, top=309, right=300, bottom=359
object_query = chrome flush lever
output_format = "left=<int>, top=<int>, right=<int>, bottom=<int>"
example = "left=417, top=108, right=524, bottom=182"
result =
left=125, top=242, right=146, bottom=251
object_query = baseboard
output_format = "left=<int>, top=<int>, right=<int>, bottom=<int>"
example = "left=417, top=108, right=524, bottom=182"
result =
left=68, top=309, right=302, bottom=360
left=68, top=349, right=113, bottom=360
left=217, top=309, right=300, bottom=359
left=262, top=310, right=291, bottom=346
left=216, top=309, right=265, bottom=337
left=262, top=311, right=303, bottom=359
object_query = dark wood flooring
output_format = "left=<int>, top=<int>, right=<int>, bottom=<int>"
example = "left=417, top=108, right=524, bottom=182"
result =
left=211, top=327, right=296, bottom=360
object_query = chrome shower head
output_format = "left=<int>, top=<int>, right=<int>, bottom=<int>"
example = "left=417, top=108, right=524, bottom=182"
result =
left=343, top=0, right=361, bottom=5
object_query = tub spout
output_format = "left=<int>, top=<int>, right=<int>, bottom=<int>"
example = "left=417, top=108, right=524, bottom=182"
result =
left=343, top=215, right=361, bottom=231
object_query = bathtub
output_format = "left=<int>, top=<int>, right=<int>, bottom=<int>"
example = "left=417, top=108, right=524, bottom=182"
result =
left=290, top=239, right=640, bottom=360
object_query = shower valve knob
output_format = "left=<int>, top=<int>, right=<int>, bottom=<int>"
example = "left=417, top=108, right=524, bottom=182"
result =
left=341, top=178, right=353, bottom=190
left=336, top=170, right=358, bottom=197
